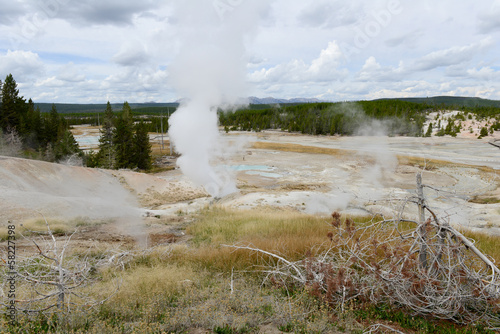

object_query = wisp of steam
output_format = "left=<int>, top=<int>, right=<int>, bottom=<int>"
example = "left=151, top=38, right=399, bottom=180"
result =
left=168, top=0, right=269, bottom=197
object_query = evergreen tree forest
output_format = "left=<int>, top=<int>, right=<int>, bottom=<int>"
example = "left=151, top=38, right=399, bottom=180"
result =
left=0, top=74, right=152, bottom=170
left=219, top=100, right=434, bottom=136
left=0, top=74, right=81, bottom=161
left=87, top=101, right=152, bottom=171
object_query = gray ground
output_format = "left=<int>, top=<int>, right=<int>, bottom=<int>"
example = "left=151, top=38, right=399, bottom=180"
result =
left=1, top=130, right=500, bottom=242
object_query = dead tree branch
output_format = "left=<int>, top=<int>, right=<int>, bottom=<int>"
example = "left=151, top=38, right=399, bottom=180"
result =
left=231, top=173, right=500, bottom=328
left=0, top=216, right=121, bottom=318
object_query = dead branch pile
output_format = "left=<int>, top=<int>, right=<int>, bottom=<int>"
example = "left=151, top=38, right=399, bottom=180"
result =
left=227, top=173, right=500, bottom=328
left=0, top=217, right=120, bottom=316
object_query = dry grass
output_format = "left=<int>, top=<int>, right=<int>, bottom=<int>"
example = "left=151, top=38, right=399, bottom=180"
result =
left=277, top=182, right=329, bottom=191
left=460, top=229, right=500, bottom=264
left=94, top=264, right=198, bottom=315
left=468, top=196, right=500, bottom=204
left=397, top=155, right=500, bottom=176
left=150, top=140, right=172, bottom=157
left=252, top=141, right=353, bottom=157
left=69, top=126, right=100, bottom=137
left=139, top=189, right=208, bottom=208
left=184, top=207, right=331, bottom=268
left=175, top=207, right=380, bottom=274
left=90, top=265, right=333, bottom=334
left=5, top=207, right=500, bottom=333
left=0, top=218, right=75, bottom=241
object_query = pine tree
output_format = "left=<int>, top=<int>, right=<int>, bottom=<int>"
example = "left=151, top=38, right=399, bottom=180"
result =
left=114, top=101, right=134, bottom=169
left=425, top=123, right=433, bottom=137
left=54, top=130, right=81, bottom=160
left=133, top=121, right=152, bottom=170
left=96, top=101, right=115, bottom=168
left=47, top=104, right=62, bottom=144
left=478, top=126, right=489, bottom=139
left=1, top=74, right=26, bottom=132
left=23, top=99, right=43, bottom=149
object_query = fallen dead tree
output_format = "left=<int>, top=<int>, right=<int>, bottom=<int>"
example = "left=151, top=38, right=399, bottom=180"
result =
left=225, top=173, right=500, bottom=328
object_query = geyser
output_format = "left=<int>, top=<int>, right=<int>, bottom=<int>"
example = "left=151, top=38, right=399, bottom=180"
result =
left=168, top=0, right=270, bottom=197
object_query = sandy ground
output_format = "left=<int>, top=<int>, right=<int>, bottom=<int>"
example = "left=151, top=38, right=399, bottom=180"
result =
left=2, top=126, right=500, bottom=251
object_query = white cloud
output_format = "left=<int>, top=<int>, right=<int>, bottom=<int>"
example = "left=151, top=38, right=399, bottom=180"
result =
left=0, top=50, right=44, bottom=80
left=112, top=41, right=149, bottom=67
left=28, top=0, right=163, bottom=26
left=0, top=1, right=498, bottom=103
left=35, top=76, right=65, bottom=88
left=0, top=1, right=27, bottom=25
left=466, top=66, right=497, bottom=81
left=298, top=0, right=361, bottom=28
left=477, top=0, right=500, bottom=33
left=412, top=38, right=493, bottom=72
left=250, top=41, right=347, bottom=84
left=57, top=62, right=86, bottom=82
left=356, top=56, right=404, bottom=82
left=385, top=29, right=424, bottom=48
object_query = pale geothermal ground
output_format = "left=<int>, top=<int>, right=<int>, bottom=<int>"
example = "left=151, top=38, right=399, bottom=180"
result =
left=1, top=120, right=500, bottom=250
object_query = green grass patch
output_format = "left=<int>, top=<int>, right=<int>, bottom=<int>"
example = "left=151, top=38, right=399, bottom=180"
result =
left=356, top=304, right=496, bottom=334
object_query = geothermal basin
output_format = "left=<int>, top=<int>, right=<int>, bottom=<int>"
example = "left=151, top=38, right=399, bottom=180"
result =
left=1, top=129, right=500, bottom=248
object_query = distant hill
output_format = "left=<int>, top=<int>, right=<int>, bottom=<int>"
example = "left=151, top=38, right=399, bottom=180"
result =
left=34, top=98, right=323, bottom=114
left=34, top=102, right=179, bottom=114
left=34, top=96, right=500, bottom=114
left=377, top=96, right=500, bottom=108
left=248, top=96, right=324, bottom=104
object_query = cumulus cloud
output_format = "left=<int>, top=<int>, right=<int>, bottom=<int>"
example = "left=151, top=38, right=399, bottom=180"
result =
left=0, top=0, right=499, bottom=103
left=356, top=56, right=404, bottom=82
left=0, top=50, right=44, bottom=80
left=112, top=41, right=149, bottom=67
left=99, top=64, right=169, bottom=103
left=250, top=41, right=347, bottom=83
left=466, top=66, right=497, bottom=81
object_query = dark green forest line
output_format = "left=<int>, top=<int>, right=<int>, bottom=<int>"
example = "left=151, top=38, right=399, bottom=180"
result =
left=34, top=95, right=500, bottom=114
left=385, top=96, right=500, bottom=108
left=220, top=100, right=500, bottom=136
left=219, top=101, right=434, bottom=136
left=34, top=102, right=179, bottom=114
left=34, top=97, right=500, bottom=137
left=3, top=71, right=500, bottom=168
left=0, top=74, right=152, bottom=170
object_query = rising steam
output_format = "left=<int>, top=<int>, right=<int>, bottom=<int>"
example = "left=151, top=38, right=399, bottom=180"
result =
left=168, top=0, right=269, bottom=197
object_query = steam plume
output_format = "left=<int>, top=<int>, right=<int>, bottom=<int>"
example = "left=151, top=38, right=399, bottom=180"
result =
left=168, top=0, right=269, bottom=197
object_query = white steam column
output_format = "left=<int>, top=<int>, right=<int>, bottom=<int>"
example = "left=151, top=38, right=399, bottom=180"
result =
left=168, top=0, right=269, bottom=197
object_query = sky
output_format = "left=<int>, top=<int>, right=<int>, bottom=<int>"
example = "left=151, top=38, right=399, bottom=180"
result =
left=0, top=0, right=499, bottom=104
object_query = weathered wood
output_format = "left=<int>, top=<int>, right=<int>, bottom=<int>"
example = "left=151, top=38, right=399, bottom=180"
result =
left=417, top=173, right=428, bottom=269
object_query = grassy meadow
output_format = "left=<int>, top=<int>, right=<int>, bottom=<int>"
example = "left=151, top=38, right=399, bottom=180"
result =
left=2, top=206, right=499, bottom=333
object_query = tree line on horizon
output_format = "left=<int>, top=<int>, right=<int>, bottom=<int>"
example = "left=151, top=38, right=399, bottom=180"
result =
left=219, top=100, right=433, bottom=136
left=0, top=73, right=152, bottom=170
